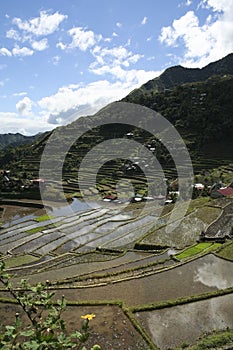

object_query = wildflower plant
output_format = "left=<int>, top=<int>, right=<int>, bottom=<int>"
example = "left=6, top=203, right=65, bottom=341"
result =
left=0, top=261, right=100, bottom=350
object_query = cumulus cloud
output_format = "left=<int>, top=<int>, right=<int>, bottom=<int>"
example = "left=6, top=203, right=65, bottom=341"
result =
left=51, top=55, right=60, bottom=65
left=13, top=92, right=27, bottom=97
left=0, top=47, right=12, bottom=56
left=141, top=16, right=148, bottom=25
left=5, top=11, right=63, bottom=53
left=16, top=96, right=33, bottom=115
left=0, top=45, right=34, bottom=57
left=38, top=67, right=161, bottom=126
left=6, top=28, right=21, bottom=41
left=91, top=45, right=143, bottom=71
left=57, top=27, right=102, bottom=51
left=12, top=45, right=34, bottom=57
left=178, top=0, right=192, bottom=7
left=12, top=10, right=67, bottom=36
left=0, top=111, right=52, bottom=135
left=52, top=26, right=159, bottom=125
left=31, top=38, right=49, bottom=51
left=159, top=0, right=233, bottom=67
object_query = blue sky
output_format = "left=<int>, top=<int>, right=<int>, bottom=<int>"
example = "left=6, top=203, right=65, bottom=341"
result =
left=0, top=0, right=233, bottom=135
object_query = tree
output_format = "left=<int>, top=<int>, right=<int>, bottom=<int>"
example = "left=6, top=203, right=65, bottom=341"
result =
left=0, top=262, right=100, bottom=350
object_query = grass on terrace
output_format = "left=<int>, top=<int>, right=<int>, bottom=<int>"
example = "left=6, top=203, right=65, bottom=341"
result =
left=34, top=214, right=56, bottom=222
left=3, top=254, right=38, bottom=268
left=175, top=329, right=233, bottom=350
left=175, top=242, right=221, bottom=260
left=216, top=241, right=233, bottom=261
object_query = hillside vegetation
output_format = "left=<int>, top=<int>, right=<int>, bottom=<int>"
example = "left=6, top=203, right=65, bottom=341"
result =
left=0, top=54, right=232, bottom=199
left=0, top=132, right=43, bottom=151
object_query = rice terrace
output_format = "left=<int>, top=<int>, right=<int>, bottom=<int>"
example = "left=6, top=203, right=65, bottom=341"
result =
left=0, top=53, right=233, bottom=349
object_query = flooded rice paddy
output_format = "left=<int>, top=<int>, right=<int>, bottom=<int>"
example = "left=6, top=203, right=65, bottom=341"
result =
left=136, top=293, right=233, bottom=349
left=0, top=197, right=233, bottom=349
left=52, top=254, right=233, bottom=307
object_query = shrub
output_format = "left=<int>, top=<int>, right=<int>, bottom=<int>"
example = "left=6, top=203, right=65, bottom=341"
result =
left=0, top=262, right=100, bottom=350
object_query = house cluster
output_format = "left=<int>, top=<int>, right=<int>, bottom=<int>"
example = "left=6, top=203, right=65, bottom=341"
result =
left=0, top=170, right=47, bottom=193
left=192, top=180, right=233, bottom=199
left=210, top=182, right=233, bottom=198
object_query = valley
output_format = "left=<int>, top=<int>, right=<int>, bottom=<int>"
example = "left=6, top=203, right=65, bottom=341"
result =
left=0, top=53, right=233, bottom=349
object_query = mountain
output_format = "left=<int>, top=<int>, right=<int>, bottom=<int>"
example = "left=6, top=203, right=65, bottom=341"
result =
left=0, top=132, right=43, bottom=151
left=123, top=54, right=233, bottom=163
left=127, top=53, right=233, bottom=98
left=0, top=54, right=233, bottom=183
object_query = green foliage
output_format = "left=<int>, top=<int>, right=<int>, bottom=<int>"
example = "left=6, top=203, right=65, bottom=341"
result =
left=0, top=262, right=100, bottom=350
left=175, top=330, right=233, bottom=350
left=216, top=241, right=233, bottom=261
left=26, top=226, right=47, bottom=234
left=175, top=243, right=220, bottom=260
left=124, top=74, right=233, bottom=163
left=34, top=215, right=56, bottom=223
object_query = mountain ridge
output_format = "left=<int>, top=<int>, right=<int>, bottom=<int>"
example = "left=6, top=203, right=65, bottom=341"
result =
left=0, top=53, right=233, bottom=176
left=128, top=53, right=233, bottom=97
left=0, top=132, right=43, bottom=151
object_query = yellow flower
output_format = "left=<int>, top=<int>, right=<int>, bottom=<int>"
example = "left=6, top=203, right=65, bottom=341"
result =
left=81, top=313, right=96, bottom=321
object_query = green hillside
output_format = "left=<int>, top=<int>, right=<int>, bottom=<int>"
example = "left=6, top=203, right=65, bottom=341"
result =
left=128, top=52, right=233, bottom=96
left=0, top=132, right=43, bottom=151
left=0, top=54, right=233, bottom=199
left=123, top=74, right=233, bottom=161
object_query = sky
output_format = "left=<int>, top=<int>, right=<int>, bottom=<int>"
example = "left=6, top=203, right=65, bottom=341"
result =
left=0, top=0, right=233, bottom=135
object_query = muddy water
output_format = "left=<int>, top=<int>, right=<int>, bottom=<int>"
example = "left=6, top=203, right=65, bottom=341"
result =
left=0, top=205, right=45, bottom=227
left=48, top=198, right=100, bottom=216
left=53, top=254, right=233, bottom=307
left=136, top=293, right=233, bottom=350
left=0, top=198, right=99, bottom=227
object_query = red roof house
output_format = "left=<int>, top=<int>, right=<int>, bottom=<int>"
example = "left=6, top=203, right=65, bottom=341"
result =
left=217, top=187, right=233, bottom=197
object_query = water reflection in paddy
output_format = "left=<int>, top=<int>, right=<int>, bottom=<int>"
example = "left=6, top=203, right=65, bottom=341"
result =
left=0, top=205, right=46, bottom=227
left=0, top=198, right=99, bottom=227
left=137, top=293, right=233, bottom=350
left=54, top=254, right=233, bottom=307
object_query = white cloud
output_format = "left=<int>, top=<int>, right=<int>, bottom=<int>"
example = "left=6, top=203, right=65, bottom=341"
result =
left=0, top=112, right=52, bottom=135
left=0, top=81, right=4, bottom=87
left=90, top=46, right=143, bottom=79
left=159, top=1, right=233, bottom=67
left=6, top=29, right=21, bottom=41
left=12, top=45, right=34, bottom=57
left=141, top=16, right=148, bottom=25
left=0, top=47, right=12, bottom=56
left=39, top=81, right=122, bottom=124
left=200, top=0, right=228, bottom=12
left=178, top=0, right=192, bottom=7
left=51, top=55, right=60, bottom=65
left=12, top=10, right=67, bottom=36
left=57, top=27, right=102, bottom=51
left=159, top=11, right=199, bottom=46
left=116, top=22, right=122, bottom=28
left=16, top=96, right=33, bottom=115
left=38, top=67, right=161, bottom=126
left=31, top=38, right=48, bottom=51
left=13, top=92, right=27, bottom=97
